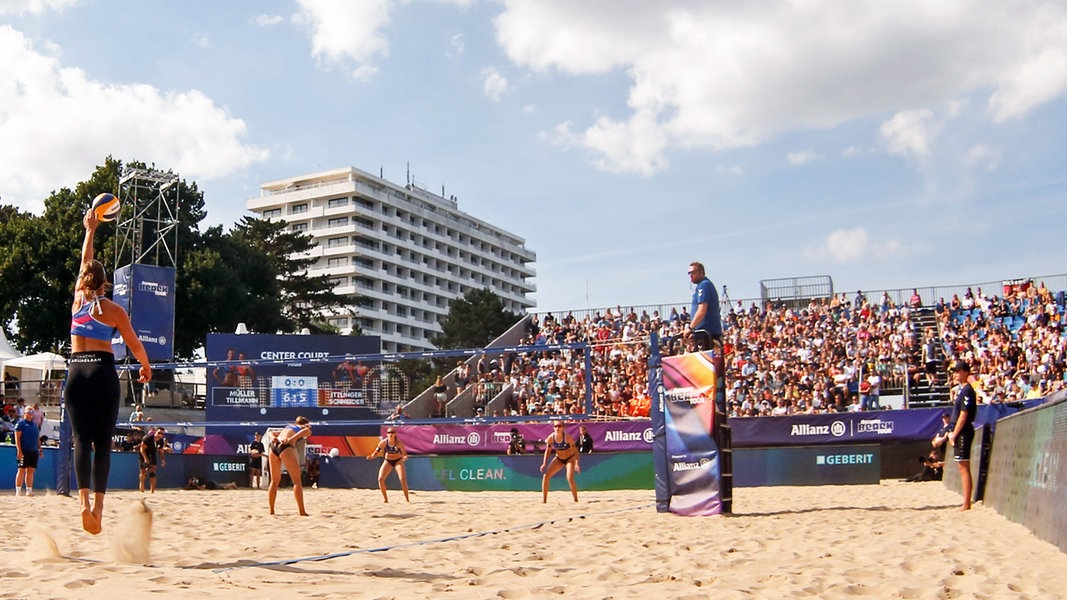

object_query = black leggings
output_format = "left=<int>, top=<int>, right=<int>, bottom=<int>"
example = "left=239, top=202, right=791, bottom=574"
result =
left=64, top=352, right=120, bottom=494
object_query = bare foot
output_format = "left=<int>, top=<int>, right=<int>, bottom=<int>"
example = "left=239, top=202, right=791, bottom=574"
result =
left=299, top=512, right=310, bottom=516
left=81, top=508, right=102, bottom=535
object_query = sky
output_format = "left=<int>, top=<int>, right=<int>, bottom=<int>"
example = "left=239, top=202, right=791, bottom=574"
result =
left=2, top=0, right=1066, bottom=313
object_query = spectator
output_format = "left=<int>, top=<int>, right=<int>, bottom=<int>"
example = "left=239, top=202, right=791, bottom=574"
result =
left=507, top=427, right=525, bottom=455
left=15, top=406, right=41, bottom=496
left=577, top=425, right=594, bottom=454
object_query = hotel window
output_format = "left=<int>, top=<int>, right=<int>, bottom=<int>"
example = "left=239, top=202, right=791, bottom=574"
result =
left=328, top=216, right=349, bottom=228
left=291, top=203, right=308, bottom=215
left=263, top=208, right=282, bottom=219
left=291, top=222, right=307, bottom=232
left=327, top=236, right=347, bottom=248
left=327, top=257, right=347, bottom=268
left=328, top=197, right=348, bottom=208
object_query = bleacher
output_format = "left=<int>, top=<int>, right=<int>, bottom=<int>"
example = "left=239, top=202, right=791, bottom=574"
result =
left=397, top=275, right=1066, bottom=419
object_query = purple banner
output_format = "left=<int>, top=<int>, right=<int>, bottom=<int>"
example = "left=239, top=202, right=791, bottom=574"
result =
left=394, top=421, right=653, bottom=454
left=729, top=408, right=945, bottom=447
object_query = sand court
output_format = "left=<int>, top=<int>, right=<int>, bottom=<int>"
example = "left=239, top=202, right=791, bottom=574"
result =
left=3, top=481, right=1067, bottom=599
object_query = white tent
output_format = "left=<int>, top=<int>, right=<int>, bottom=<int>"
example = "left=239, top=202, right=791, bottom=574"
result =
left=2, top=352, right=67, bottom=403
left=0, top=328, right=21, bottom=362
left=2, top=352, right=67, bottom=374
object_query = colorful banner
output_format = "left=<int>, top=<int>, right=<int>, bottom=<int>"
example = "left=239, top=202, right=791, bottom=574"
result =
left=388, top=421, right=653, bottom=454
left=111, top=263, right=176, bottom=361
left=656, top=351, right=723, bottom=516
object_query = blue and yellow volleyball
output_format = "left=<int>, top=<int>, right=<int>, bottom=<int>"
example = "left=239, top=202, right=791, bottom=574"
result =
left=91, top=193, right=121, bottom=222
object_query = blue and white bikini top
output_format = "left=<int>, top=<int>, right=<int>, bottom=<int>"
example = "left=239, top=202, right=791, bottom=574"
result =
left=70, top=295, right=116, bottom=342
left=551, top=435, right=571, bottom=451
left=384, top=442, right=401, bottom=454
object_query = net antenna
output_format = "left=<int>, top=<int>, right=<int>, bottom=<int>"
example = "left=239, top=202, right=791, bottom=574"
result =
left=115, top=166, right=181, bottom=269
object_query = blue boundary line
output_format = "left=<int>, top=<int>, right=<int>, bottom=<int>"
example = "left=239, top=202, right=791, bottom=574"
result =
left=210, top=502, right=654, bottom=573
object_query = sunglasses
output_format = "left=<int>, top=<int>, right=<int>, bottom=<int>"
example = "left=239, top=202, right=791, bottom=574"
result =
left=553, top=424, right=563, bottom=428
left=387, top=430, right=397, bottom=434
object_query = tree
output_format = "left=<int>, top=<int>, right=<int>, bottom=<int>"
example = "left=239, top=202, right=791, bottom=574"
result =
left=0, top=158, right=121, bottom=353
left=432, top=288, right=519, bottom=350
left=229, top=217, right=351, bottom=334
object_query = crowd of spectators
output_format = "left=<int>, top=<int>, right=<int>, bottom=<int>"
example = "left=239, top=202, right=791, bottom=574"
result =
left=495, top=279, right=1066, bottom=420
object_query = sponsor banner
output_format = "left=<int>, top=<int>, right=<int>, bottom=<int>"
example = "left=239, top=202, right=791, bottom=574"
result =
left=659, top=351, right=723, bottom=516
left=112, top=264, right=176, bottom=361
left=734, top=445, right=881, bottom=486
left=983, top=390, right=1067, bottom=553
left=320, top=453, right=653, bottom=491
left=392, top=421, right=654, bottom=454
left=730, top=408, right=944, bottom=446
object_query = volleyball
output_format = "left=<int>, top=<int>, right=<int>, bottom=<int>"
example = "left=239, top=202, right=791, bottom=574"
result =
left=328, top=448, right=340, bottom=458
left=91, top=192, right=121, bottom=222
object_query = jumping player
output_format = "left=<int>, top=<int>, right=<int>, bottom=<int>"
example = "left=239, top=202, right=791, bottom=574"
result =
left=66, top=208, right=152, bottom=534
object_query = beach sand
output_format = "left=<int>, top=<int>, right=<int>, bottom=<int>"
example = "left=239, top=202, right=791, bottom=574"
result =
left=2, top=481, right=1066, bottom=599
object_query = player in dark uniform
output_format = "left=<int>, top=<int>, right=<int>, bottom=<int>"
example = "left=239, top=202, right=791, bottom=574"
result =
left=948, top=361, right=978, bottom=510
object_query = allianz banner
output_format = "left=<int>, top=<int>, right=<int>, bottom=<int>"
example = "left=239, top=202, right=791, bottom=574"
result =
left=111, top=264, right=176, bottom=361
left=730, top=408, right=945, bottom=446
left=394, top=421, right=654, bottom=454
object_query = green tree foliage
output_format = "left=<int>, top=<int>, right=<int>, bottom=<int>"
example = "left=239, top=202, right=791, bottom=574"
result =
left=0, top=158, right=121, bottom=353
left=0, top=158, right=355, bottom=359
left=432, top=288, right=519, bottom=350
left=229, top=217, right=349, bottom=334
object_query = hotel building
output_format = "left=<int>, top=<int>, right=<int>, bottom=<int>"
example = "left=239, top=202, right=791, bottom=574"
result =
left=246, top=167, right=536, bottom=351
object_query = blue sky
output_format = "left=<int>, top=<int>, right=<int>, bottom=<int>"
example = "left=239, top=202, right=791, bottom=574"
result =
left=2, top=0, right=1066, bottom=313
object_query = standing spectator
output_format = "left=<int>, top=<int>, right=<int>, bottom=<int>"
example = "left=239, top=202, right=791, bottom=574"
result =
left=432, top=375, right=448, bottom=417
left=30, top=402, right=44, bottom=429
left=948, top=361, right=978, bottom=510
left=577, top=425, right=594, bottom=454
left=685, top=261, right=723, bottom=348
left=247, top=431, right=265, bottom=489
left=15, top=406, right=41, bottom=496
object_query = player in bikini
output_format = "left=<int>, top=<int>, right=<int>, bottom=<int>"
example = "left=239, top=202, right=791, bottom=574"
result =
left=367, top=427, right=410, bottom=502
left=540, top=421, right=580, bottom=503
left=267, top=416, right=313, bottom=515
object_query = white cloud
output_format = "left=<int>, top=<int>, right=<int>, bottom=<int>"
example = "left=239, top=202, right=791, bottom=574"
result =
left=550, top=110, right=668, bottom=176
left=965, top=144, right=1002, bottom=171
left=191, top=32, right=210, bottom=48
left=292, top=0, right=391, bottom=78
left=481, top=66, right=509, bottom=101
left=0, top=0, right=79, bottom=16
left=0, top=26, right=267, bottom=212
left=450, top=33, right=465, bottom=56
left=787, top=150, right=824, bottom=166
left=806, top=227, right=908, bottom=263
left=251, top=14, right=285, bottom=27
left=879, top=109, right=940, bottom=159
left=715, top=164, right=742, bottom=175
left=493, top=0, right=1067, bottom=175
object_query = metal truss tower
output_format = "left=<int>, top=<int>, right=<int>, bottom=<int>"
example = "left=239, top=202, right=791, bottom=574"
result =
left=115, top=166, right=181, bottom=269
